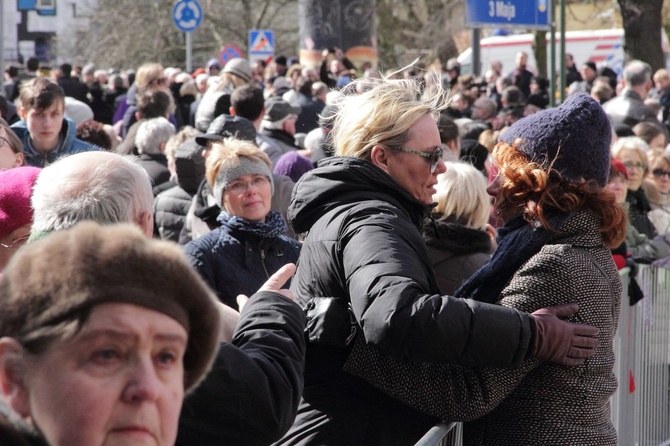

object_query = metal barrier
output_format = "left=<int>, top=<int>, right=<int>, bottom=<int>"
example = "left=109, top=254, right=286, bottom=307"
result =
left=417, top=266, right=670, bottom=446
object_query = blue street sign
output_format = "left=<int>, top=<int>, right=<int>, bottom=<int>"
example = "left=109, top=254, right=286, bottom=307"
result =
left=466, top=0, right=549, bottom=29
left=248, top=30, right=275, bottom=59
left=172, top=0, right=203, bottom=33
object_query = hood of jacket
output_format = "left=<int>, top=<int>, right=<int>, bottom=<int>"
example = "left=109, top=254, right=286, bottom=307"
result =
left=288, top=156, right=430, bottom=234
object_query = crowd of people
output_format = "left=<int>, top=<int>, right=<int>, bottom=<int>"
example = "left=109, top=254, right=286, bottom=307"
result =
left=0, top=46, right=669, bottom=445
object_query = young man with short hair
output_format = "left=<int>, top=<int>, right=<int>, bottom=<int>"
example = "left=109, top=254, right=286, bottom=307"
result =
left=10, top=77, right=99, bottom=167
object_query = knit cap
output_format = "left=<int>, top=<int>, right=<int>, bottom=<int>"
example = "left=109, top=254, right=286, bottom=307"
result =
left=0, top=221, right=221, bottom=393
left=0, top=166, right=41, bottom=238
left=223, top=58, right=252, bottom=82
left=500, top=92, right=612, bottom=186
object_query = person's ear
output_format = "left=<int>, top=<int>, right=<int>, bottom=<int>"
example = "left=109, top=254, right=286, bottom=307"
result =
left=13, top=152, right=24, bottom=167
left=18, top=107, right=27, bottom=122
left=135, top=111, right=141, bottom=122
left=0, top=338, right=31, bottom=417
left=228, top=107, right=236, bottom=116
left=135, top=211, right=154, bottom=238
left=370, top=144, right=391, bottom=173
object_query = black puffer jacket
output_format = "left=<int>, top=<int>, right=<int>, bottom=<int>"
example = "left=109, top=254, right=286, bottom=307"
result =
left=278, top=157, right=534, bottom=446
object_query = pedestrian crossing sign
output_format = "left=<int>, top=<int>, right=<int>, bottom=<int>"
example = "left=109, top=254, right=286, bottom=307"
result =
left=249, top=29, right=275, bottom=57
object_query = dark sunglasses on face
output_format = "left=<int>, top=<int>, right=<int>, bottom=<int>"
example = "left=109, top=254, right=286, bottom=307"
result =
left=652, top=168, right=670, bottom=179
left=399, top=146, right=444, bottom=173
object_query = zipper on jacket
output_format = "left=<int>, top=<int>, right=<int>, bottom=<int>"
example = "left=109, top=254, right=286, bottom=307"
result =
left=260, top=248, right=270, bottom=278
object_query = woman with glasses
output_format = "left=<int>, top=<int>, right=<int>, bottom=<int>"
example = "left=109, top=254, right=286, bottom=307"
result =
left=648, top=153, right=670, bottom=235
left=183, top=137, right=300, bottom=310
left=277, top=79, right=601, bottom=445
left=611, top=136, right=657, bottom=238
left=0, top=118, right=24, bottom=169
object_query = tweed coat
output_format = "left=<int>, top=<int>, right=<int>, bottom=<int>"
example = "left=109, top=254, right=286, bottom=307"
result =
left=345, top=209, right=620, bottom=445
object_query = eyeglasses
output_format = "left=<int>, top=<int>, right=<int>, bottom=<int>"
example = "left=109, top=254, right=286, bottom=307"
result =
left=399, top=146, right=444, bottom=173
left=0, top=234, right=29, bottom=249
left=653, top=168, right=670, bottom=179
left=623, top=161, right=646, bottom=171
left=225, top=176, right=270, bottom=194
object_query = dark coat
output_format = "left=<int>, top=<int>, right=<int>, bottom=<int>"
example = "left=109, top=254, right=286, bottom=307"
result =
left=154, top=185, right=192, bottom=242
left=0, top=404, right=47, bottom=446
left=423, top=218, right=492, bottom=295
left=345, top=210, right=620, bottom=445
left=277, top=157, right=534, bottom=446
left=184, top=213, right=301, bottom=310
left=626, top=188, right=657, bottom=238
left=57, top=77, right=89, bottom=103
left=138, top=152, right=171, bottom=192
left=177, top=291, right=306, bottom=445
left=603, top=89, right=660, bottom=128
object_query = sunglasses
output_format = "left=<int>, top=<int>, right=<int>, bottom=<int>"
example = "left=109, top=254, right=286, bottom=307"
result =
left=150, top=77, right=168, bottom=86
left=652, top=168, right=670, bottom=179
left=399, top=146, right=444, bottom=173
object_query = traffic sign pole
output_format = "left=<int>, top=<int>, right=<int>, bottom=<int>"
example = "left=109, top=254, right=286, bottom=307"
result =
left=186, top=32, right=192, bottom=73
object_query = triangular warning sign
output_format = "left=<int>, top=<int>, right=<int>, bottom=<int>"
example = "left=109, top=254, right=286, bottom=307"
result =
left=251, top=32, right=273, bottom=52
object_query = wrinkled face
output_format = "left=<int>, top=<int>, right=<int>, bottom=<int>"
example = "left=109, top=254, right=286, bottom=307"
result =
left=19, top=303, right=187, bottom=446
left=384, top=114, right=446, bottom=206
left=222, top=173, right=272, bottom=222
left=605, top=175, right=628, bottom=205
left=617, top=148, right=646, bottom=191
left=20, top=100, right=64, bottom=154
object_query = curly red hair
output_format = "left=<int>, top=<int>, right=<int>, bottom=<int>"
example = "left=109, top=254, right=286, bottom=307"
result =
left=491, top=141, right=626, bottom=248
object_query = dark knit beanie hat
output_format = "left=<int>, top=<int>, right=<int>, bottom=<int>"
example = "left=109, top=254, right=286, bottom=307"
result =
left=499, top=92, right=612, bottom=186
left=0, top=221, right=221, bottom=393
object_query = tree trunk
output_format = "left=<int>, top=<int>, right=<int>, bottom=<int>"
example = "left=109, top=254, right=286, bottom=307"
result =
left=534, top=30, right=547, bottom=78
left=617, top=0, right=665, bottom=72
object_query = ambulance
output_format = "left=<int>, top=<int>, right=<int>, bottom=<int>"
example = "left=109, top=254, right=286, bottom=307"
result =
left=457, top=28, right=670, bottom=78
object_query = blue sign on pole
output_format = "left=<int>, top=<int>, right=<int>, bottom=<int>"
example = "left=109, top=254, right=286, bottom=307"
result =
left=248, top=29, right=275, bottom=62
left=466, top=0, right=549, bottom=29
left=172, top=0, right=203, bottom=33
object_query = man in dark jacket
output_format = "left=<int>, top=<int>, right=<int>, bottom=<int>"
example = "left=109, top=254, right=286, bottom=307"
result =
left=603, top=59, right=660, bottom=128
left=56, top=62, right=89, bottom=103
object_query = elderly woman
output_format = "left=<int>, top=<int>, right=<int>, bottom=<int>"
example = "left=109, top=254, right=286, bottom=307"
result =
left=0, top=222, right=220, bottom=446
left=611, top=136, right=657, bottom=238
left=0, top=166, right=40, bottom=272
left=184, top=137, right=300, bottom=310
left=423, top=161, right=495, bottom=294
left=277, top=79, right=601, bottom=444
left=346, top=92, right=627, bottom=445
left=646, top=152, right=670, bottom=235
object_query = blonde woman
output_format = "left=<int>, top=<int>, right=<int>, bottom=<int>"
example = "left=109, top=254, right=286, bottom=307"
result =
left=423, top=161, right=495, bottom=294
left=647, top=152, right=670, bottom=235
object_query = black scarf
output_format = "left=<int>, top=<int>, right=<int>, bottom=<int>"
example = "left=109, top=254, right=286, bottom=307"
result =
left=455, top=212, right=571, bottom=303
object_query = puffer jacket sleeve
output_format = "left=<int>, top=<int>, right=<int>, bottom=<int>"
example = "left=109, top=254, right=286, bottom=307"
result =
left=177, top=291, right=306, bottom=445
left=345, top=247, right=606, bottom=421
left=342, top=205, right=532, bottom=367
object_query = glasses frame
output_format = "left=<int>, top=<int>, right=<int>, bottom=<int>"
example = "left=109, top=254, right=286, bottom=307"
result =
left=225, top=175, right=270, bottom=195
left=652, top=168, right=670, bottom=179
left=399, top=146, right=444, bottom=173
left=0, top=234, right=30, bottom=249
left=623, top=161, right=646, bottom=171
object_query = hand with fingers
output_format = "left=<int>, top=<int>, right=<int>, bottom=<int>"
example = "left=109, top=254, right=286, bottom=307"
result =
left=237, top=263, right=297, bottom=312
left=530, top=303, right=601, bottom=366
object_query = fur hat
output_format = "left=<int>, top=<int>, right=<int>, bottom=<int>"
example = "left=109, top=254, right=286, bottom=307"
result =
left=0, top=221, right=221, bottom=393
left=0, top=166, right=41, bottom=238
left=223, top=58, right=252, bottom=82
left=499, top=92, right=612, bottom=186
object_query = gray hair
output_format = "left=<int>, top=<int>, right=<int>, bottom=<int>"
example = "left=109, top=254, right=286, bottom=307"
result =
left=135, top=117, right=175, bottom=155
left=31, top=151, right=153, bottom=233
left=623, top=60, right=652, bottom=88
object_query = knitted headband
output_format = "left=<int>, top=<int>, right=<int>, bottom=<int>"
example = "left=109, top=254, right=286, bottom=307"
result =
left=213, top=156, right=275, bottom=207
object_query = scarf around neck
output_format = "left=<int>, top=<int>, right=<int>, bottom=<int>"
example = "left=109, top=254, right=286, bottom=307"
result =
left=217, top=209, right=287, bottom=239
left=455, top=211, right=572, bottom=303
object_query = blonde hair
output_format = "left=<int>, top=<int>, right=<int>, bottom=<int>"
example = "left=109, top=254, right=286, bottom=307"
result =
left=433, top=161, right=490, bottom=230
left=332, top=73, right=450, bottom=160
left=205, top=137, right=272, bottom=188
left=611, top=136, right=651, bottom=174
left=135, top=63, right=165, bottom=90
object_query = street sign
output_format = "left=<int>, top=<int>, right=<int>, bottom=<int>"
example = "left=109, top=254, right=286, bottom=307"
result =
left=248, top=29, right=275, bottom=63
left=466, top=0, right=549, bottom=29
left=172, top=0, right=203, bottom=33
left=220, top=45, right=244, bottom=66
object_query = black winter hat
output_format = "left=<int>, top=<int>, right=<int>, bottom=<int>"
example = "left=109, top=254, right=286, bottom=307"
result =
left=195, top=114, right=257, bottom=146
left=499, top=92, right=611, bottom=186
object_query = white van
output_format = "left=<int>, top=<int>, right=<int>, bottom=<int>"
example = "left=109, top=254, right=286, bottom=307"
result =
left=457, top=29, right=670, bottom=78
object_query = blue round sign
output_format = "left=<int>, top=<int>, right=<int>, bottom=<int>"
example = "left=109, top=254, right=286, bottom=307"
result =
left=172, top=0, right=203, bottom=33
